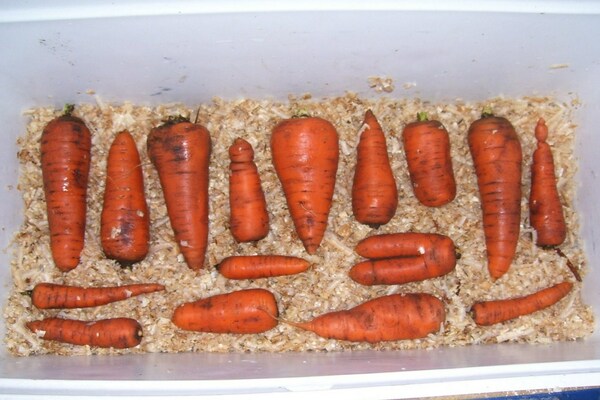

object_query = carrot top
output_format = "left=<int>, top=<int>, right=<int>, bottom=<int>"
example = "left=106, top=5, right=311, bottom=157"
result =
left=416, top=111, right=429, bottom=122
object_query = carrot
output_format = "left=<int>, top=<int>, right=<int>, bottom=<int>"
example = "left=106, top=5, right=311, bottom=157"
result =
left=100, top=130, right=150, bottom=265
left=355, top=232, right=455, bottom=260
left=27, top=317, right=143, bottom=349
left=289, top=293, right=445, bottom=342
left=147, top=116, right=212, bottom=270
left=29, top=282, right=165, bottom=309
left=228, top=138, right=269, bottom=242
left=217, top=255, right=310, bottom=280
left=471, top=281, right=573, bottom=326
left=529, top=118, right=567, bottom=247
left=271, top=116, right=339, bottom=254
left=172, top=288, right=278, bottom=334
left=468, top=108, right=523, bottom=280
left=402, top=112, right=456, bottom=207
left=40, top=104, right=91, bottom=272
left=349, top=238, right=456, bottom=285
left=352, top=110, right=398, bottom=226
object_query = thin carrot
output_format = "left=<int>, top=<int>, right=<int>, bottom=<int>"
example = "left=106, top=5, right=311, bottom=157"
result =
left=27, top=317, right=143, bottom=349
left=355, top=232, right=455, bottom=260
left=352, top=110, right=398, bottom=226
left=289, top=293, right=445, bottom=342
left=471, top=281, right=573, bottom=326
left=29, top=282, right=165, bottom=309
left=171, top=288, right=278, bottom=334
left=271, top=115, right=339, bottom=254
left=101, top=130, right=150, bottom=265
left=402, top=112, right=456, bottom=207
left=147, top=116, right=212, bottom=270
left=216, top=255, right=310, bottom=280
left=529, top=118, right=567, bottom=247
left=40, top=104, right=91, bottom=272
left=228, top=138, right=269, bottom=242
left=468, top=108, right=523, bottom=280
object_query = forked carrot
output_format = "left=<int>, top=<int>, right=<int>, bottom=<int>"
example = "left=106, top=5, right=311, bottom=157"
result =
left=471, top=281, right=573, bottom=326
left=40, top=104, right=91, bottom=272
left=27, top=317, right=143, bottom=349
left=217, top=255, right=310, bottom=280
left=352, top=110, right=398, bottom=226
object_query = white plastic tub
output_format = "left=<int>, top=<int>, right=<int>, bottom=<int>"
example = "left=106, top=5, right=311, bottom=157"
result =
left=1, top=1, right=599, bottom=398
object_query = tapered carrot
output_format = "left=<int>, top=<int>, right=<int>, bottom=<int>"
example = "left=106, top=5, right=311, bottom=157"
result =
left=352, top=110, right=398, bottom=226
left=29, top=282, right=165, bottom=309
left=355, top=232, right=455, bottom=260
left=289, top=293, right=445, bottom=342
left=402, top=112, right=456, bottom=207
left=228, top=138, right=269, bottom=242
left=471, top=281, right=573, bottom=326
left=529, top=118, right=567, bottom=247
left=217, top=255, right=310, bottom=280
left=172, top=288, right=278, bottom=334
left=147, top=116, right=212, bottom=270
left=40, top=104, right=91, bottom=272
left=468, top=108, right=522, bottom=279
left=271, top=116, right=339, bottom=254
left=27, top=317, right=143, bottom=349
left=101, top=130, right=150, bottom=265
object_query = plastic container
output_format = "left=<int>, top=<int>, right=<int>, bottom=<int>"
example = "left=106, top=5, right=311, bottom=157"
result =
left=1, top=1, right=599, bottom=398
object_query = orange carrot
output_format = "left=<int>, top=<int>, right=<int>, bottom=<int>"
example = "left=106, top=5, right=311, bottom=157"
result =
left=101, top=130, right=150, bottom=265
left=290, top=293, right=445, bottom=342
left=172, top=288, right=278, bottom=334
left=402, top=112, right=456, bottom=207
left=271, top=116, right=339, bottom=254
left=40, top=104, right=91, bottom=272
left=228, top=138, right=269, bottom=242
left=471, top=281, right=573, bottom=326
left=355, top=232, right=455, bottom=260
left=217, top=255, right=310, bottom=280
left=29, top=282, right=165, bottom=309
left=352, top=110, right=398, bottom=226
left=529, top=118, right=567, bottom=247
left=468, top=108, right=522, bottom=279
left=27, top=317, right=143, bottom=349
left=147, top=116, right=212, bottom=270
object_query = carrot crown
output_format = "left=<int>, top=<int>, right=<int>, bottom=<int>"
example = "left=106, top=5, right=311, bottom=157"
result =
left=62, top=104, right=75, bottom=116
left=416, top=112, right=429, bottom=122
left=480, top=106, right=495, bottom=118
left=161, top=115, right=191, bottom=126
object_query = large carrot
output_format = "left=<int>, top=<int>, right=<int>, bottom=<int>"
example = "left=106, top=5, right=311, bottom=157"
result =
left=29, top=282, right=165, bottom=309
left=529, top=118, right=567, bottom=247
left=352, top=110, right=398, bottom=226
left=101, top=130, right=150, bottom=265
left=402, top=112, right=456, bottom=207
left=217, top=255, right=310, bottom=280
left=468, top=108, right=522, bottom=280
left=228, top=138, right=269, bottom=242
left=289, top=293, right=445, bottom=342
left=40, top=104, right=91, bottom=272
left=147, top=116, right=212, bottom=270
left=471, top=281, right=573, bottom=326
left=271, top=116, right=339, bottom=254
left=355, top=232, right=455, bottom=260
left=27, top=317, right=143, bottom=349
left=172, top=288, right=278, bottom=334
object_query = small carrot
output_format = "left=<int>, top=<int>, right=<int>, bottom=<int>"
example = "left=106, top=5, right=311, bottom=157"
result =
left=27, top=317, right=143, bottom=349
left=29, top=282, right=165, bottom=309
left=529, top=118, right=567, bottom=247
left=40, top=104, right=91, bottom=272
left=289, top=293, right=445, bottom=342
left=101, top=130, right=150, bottom=265
left=172, top=288, right=278, bottom=334
left=352, top=110, right=398, bottom=226
left=355, top=232, right=455, bottom=260
left=468, top=108, right=523, bottom=280
left=147, top=116, right=212, bottom=270
left=228, top=138, right=269, bottom=242
left=471, top=281, right=573, bottom=326
left=216, top=255, right=311, bottom=280
left=271, top=115, right=339, bottom=254
left=402, top=112, right=456, bottom=207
